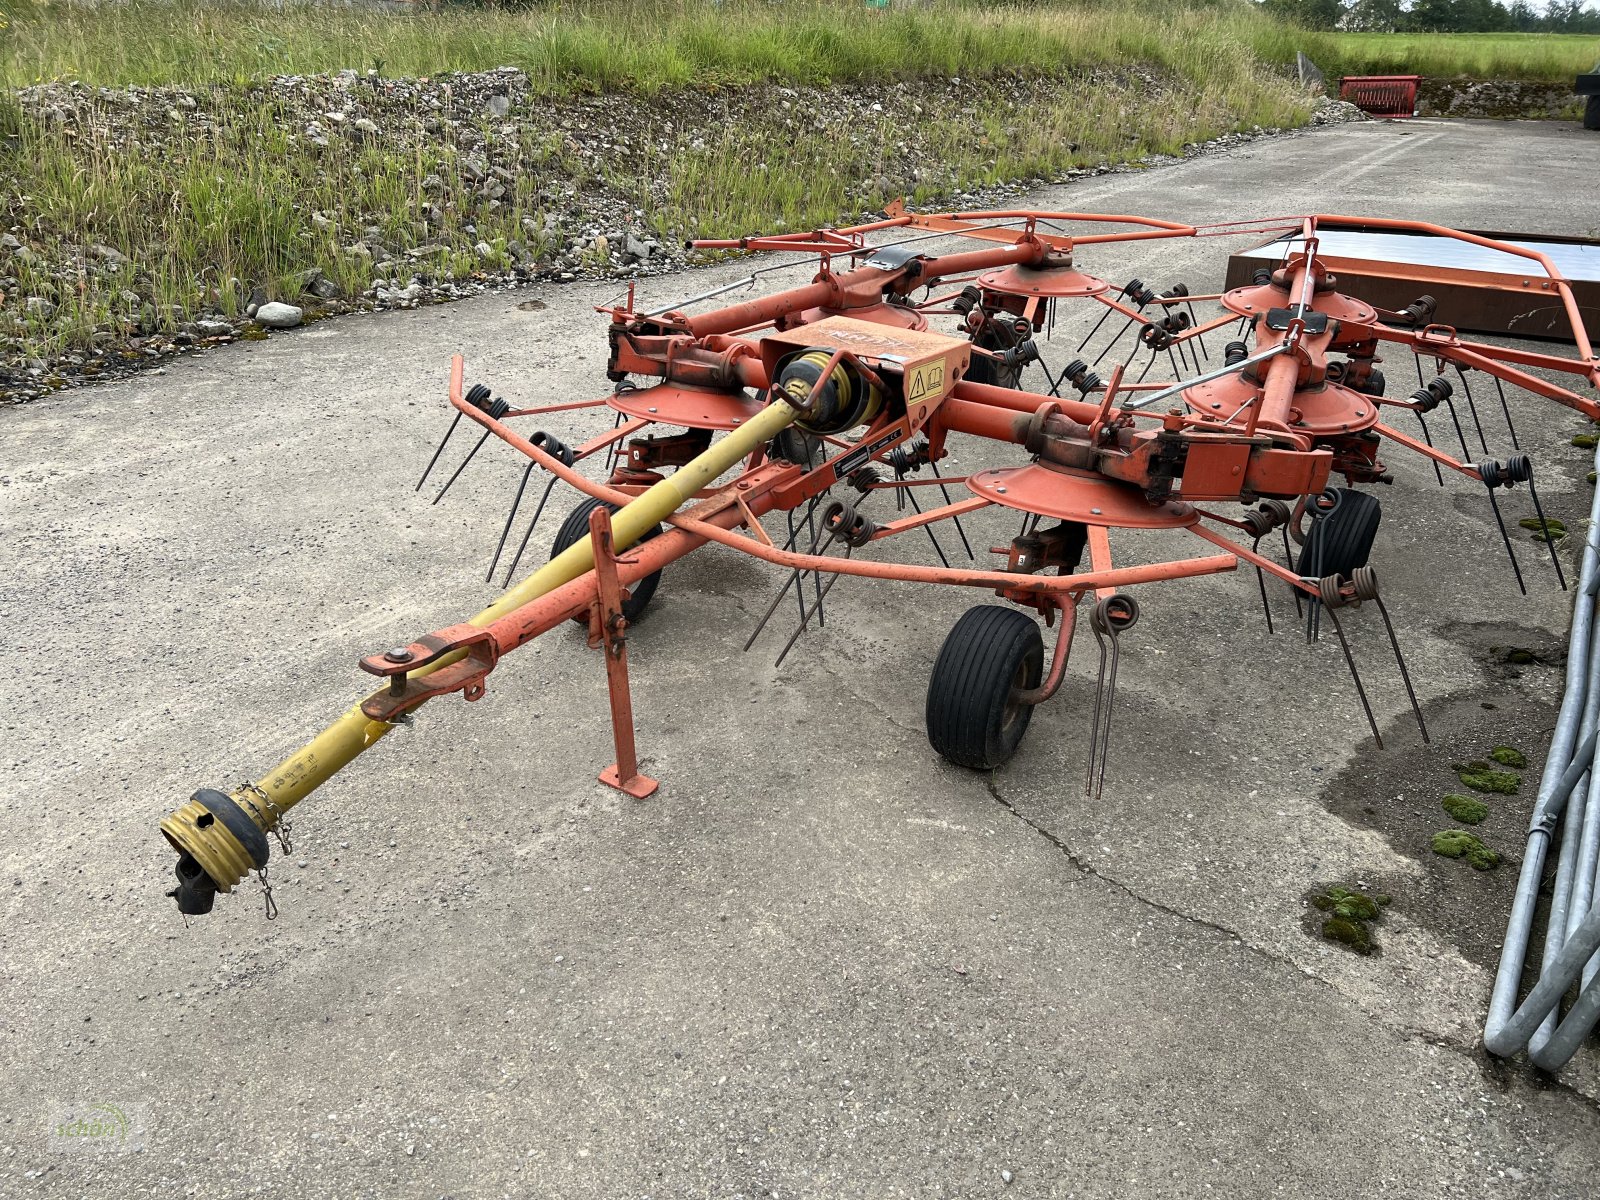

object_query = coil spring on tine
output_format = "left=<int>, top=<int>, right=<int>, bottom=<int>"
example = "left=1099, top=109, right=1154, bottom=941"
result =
left=1399, top=295, right=1438, bottom=325
left=1003, top=339, right=1041, bottom=369
left=846, top=464, right=883, bottom=494
left=465, top=384, right=510, bottom=420
left=1240, top=498, right=1292, bottom=539
left=1251, top=267, right=1273, bottom=286
left=1161, top=283, right=1190, bottom=300
left=1091, top=594, right=1140, bottom=635
left=1479, top=456, right=1532, bottom=489
left=1410, top=376, right=1454, bottom=412
left=530, top=430, right=577, bottom=468
left=1317, top=567, right=1381, bottom=611
left=822, top=498, right=876, bottom=547
left=951, top=285, right=983, bottom=316
left=1224, top=341, right=1250, bottom=366
left=886, top=439, right=931, bottom=477
left=1127, top=283, right=1158, bottom=308
left=1059, top=359, right=1101, bottom=396
left=1351, top=565, right=1380, bottom=603
left=1140, top=324, right=1173, bottom=350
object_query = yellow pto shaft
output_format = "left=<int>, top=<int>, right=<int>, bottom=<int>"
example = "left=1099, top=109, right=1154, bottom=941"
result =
left=160, top=396, right=801, bottom=907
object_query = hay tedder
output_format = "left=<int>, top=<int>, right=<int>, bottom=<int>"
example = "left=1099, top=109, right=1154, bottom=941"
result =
left=160, top=206, right=1600, bottom=923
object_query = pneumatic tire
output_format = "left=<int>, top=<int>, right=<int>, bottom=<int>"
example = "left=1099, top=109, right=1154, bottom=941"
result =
left=551, top=496, right=662, bottom=624
left=1296, top=489, right=1381, bottom=580
left=926, top=605, right=1044, bottom=770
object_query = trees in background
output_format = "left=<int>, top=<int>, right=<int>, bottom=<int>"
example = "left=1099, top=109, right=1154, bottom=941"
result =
left=1262, top=0, right=1600, bottom=31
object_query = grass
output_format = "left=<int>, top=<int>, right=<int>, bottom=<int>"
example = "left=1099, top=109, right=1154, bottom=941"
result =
left=2, top=1, right=1314, bottom=377
left=2, top=0, right=1298, bottom=93
left=1281, top=31, right=1600, bottom=83
left=5, top=1, right=1593, bottom=91
left=8, top=0, right=1586, bottom=384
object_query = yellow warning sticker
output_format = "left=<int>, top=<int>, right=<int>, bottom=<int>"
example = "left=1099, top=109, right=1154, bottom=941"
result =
left=905, top=357, right=946, bottom=406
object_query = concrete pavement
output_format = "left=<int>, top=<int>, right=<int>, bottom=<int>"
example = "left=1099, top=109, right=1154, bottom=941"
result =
left=4, top=118, right=1600, bottom=1198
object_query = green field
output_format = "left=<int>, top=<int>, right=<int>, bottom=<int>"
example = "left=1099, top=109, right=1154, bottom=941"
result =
left=3, top=1, right=1592, bottom=93
left=2, top=0, right=1595, bottom=390
left=1293, top=31, right=1600, bottom=82
left=0, top=0, right=1297, bottom=92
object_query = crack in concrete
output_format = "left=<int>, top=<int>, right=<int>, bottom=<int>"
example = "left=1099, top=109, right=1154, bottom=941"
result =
left=729, top=571, right=1600, bottom=1110
left=982, top=774, right=1600, bottom=1113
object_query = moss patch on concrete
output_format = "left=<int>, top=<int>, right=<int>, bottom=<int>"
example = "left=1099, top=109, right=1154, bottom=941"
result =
left=1309, top=884, right=1389, bottom=955
left=1442, top=793, right=1489, bottom=824
left=1453, top=761, right=1520, bottom=794
left=1488, top=745, right=1526, bottom=768
left=1518, top=517, right=1566, bottom=544
left=1432, top=830, right=1500, bottom=870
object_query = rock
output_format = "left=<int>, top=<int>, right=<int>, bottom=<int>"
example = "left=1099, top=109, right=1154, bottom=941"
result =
left=474, top=241, right=495, bottom=261
left=351, top=117, right=379, bottom=138
left=311, top=212, right=334, bottom=232
left=486, top=94, right=511, bottom=119
left=254, top=302, right=303, bottom=329
left=197, top=319, right=232, bottom=338
left=421, top=174, right=444, bottom=194
left=244, top=285, right=268, bottom=318
left=0, top=234, right=19, bottom=252
left=506, top=240, right=531, bottom=265
left=624, top=233, right=650, bottom=262
left=24, top=297, right=56, bottom=320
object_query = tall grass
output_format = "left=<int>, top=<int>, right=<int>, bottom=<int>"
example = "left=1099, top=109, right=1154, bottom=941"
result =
left=3, top=0, right=1290, bottom=92
left=1251, top=29, right=1600, bottom=83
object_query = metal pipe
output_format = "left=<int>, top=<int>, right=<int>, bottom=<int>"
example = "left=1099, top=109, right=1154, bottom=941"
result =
left=1484, top=433, right=1600, bottom=1065
left=1120, top=343, right=1290, bottom=412
left=160, top=362, right=803, bottom=895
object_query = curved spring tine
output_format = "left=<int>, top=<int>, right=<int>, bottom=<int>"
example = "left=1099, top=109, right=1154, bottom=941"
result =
left=1453, top=366, right=1490, bottom=456
left=1440, top=395, right=1472, bottom=461
left=1281, top=525, right=1302, bottom=618
left=1093, top=633, right=1123, bottom=802
left=487, top=460, right=536, bottom=582
left=1491, top=374, right=1520, bottom=450
left=1525, top=470, right=1568, bottom=591
left=1091, top=315, right=1139, bottom=368
left=1085, top=622, right=1110, bottom=799
left=743, top=495, right=829, bottom=651
left=1413, top=409, right=1446, bottom=486
left=499, top=475, right=562, bottom=588
left=1323, top=604, right=1383, bottom=749
left=929, top=460, right=975, bottom=560
left=774, top=543, right=851, bottom=669
left=1251, top=535, right=1275, bottom=635
left=1484, top=483, right=1528, bottom=596
left=417, top=411, right=464, bottom=491
left=903, top=486, right=950, bottom=568
left=432, top=428, right=493, bottom=505
left=1373, top=594, right=1430, bottom=743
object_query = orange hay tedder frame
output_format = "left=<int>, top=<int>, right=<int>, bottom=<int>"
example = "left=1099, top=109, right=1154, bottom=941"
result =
left=160, top=206, right=1600, bottom=916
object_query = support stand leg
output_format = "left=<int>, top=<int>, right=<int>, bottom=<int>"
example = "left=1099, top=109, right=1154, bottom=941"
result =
left=588, top=508, right=659, bottom=799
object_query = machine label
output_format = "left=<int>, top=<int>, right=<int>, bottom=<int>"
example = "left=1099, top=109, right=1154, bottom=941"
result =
left=905, top=357, right=947, bottom=406
left=834, top=430, right=901, bottom=479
